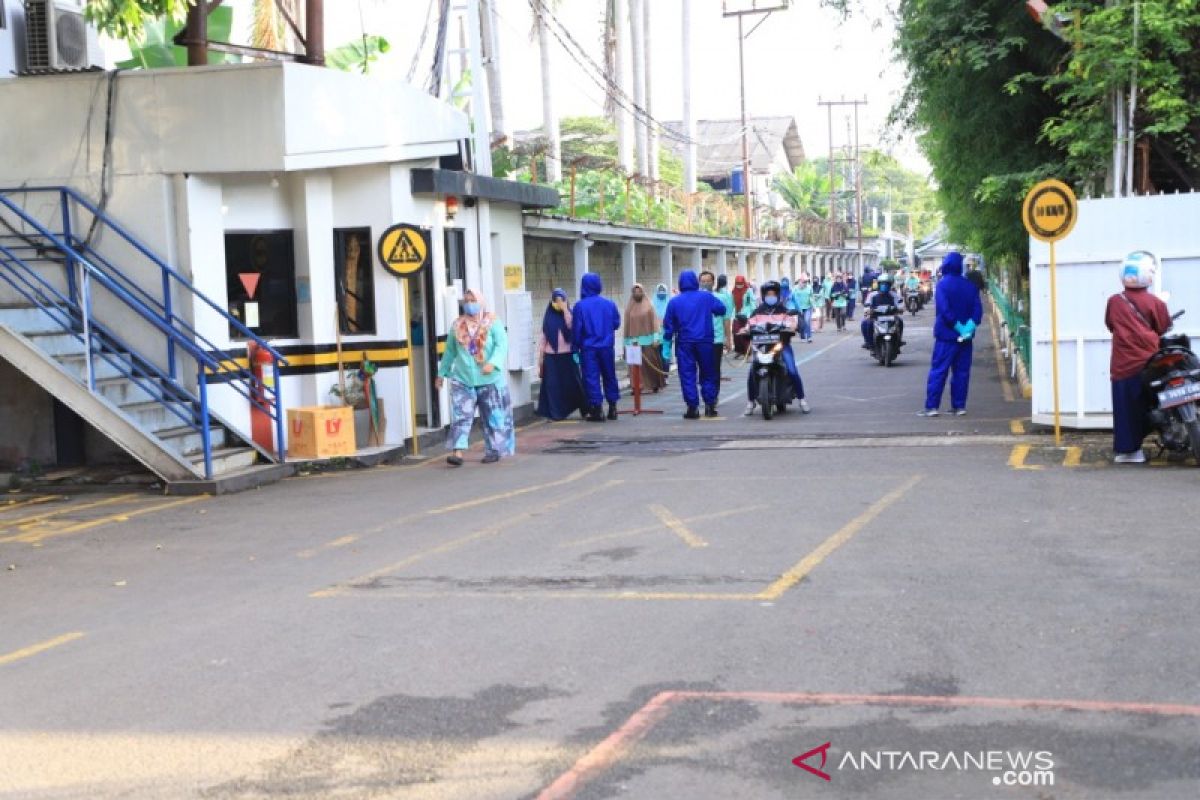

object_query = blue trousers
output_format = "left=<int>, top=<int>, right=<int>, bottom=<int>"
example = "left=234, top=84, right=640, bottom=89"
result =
left=747, top=344, right=805, bottom=402
left=925, top=339, right=973, bottom=411
left=799, top=309, right=813, bottom=341
left=580, top=347, right=619, bottom=408
left=676, top=340, right=719, bottom=408
left=847, top=296, right=856, bottom=320
left=1111, top=375, right=1148, bottom=453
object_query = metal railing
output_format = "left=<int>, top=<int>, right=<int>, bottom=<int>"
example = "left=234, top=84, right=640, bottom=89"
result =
left=0, top=186, right=288, bottom=478
left=989, top=283, right=1031, bottom=380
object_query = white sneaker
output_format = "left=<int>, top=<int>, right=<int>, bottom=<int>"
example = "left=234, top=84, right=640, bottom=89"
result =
left=799, top=398, right=811, bottom=414
left=1113, top=449, right=1146, bottom=464
left=917, top=409, right=939, bottom=417
left=743, top=401, right=756, bottom=416
left=951, top=408, right=967, bottom=416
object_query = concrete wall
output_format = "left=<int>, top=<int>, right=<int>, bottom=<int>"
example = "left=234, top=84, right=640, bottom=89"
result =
left=0, top=361, right=55, bottom=469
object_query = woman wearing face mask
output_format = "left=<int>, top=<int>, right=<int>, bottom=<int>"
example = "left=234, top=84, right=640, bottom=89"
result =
left=435, top=290, right=515, bottom=466
left=536, top=288, right=585, bottom=420
left=742, top=280, right=810, bottom=416
left=624, top=284, right=667, bottom=393
left=652, top=283, right=672, bottom=383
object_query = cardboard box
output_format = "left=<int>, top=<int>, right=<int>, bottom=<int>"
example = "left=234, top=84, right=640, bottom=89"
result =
left=287, top=406, right=356, bottom=459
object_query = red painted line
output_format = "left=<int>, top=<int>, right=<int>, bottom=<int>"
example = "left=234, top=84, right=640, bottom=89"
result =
left=536, top=690, right=680, bottom=800
left=538, top=689, right=1200, bottom=799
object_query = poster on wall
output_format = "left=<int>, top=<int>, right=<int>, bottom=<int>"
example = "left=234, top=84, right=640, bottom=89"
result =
left=503, top=292, right=535, bottom=371
left=503, top=264, right=525, bottom=291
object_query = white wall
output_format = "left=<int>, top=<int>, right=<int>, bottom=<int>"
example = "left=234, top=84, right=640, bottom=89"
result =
left=1030, top=192, right=1200, bottom=427
left=0, top=0, right=24, bottom=78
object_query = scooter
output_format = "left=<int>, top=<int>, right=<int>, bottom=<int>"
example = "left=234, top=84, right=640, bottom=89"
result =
left=748, top=321, right=796, bottom=420
left=904, top=290, right=921, bottom=316
left=1142, top=310, right=1200, bottom=463
left=871, top=304, right=903, bottom=367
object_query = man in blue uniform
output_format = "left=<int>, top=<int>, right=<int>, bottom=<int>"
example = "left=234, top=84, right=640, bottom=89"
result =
left=663, top=269, right=728, bottom=419
left=571, top=273, right=622, bottom=422
left=919, top=252, right=983, bottom=416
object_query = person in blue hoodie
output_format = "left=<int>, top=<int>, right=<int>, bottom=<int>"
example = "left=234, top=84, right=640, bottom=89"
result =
left=572, top=273, right=622, bottom=422
left=663, top=269, right=728, bottom=419
left=919, top=252, right=983, bottom=416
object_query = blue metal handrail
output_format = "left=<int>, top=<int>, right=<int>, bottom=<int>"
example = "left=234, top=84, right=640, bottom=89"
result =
left=0, top=187, right=290, bottom=476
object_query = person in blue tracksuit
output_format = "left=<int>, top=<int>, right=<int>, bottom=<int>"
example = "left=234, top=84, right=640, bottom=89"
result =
left=919, top=252, right=983, bottom=416
left=663, top=269, right=727, bottom=419
left=571, top=273, right=622, bottom=422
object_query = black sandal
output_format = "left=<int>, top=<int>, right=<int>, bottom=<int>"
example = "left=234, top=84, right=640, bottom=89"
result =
left=446, top=454, right=464, bottom=467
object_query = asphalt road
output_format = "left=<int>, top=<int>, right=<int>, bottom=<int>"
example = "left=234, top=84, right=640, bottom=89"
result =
left=2, top=313, right=1199, bottom=800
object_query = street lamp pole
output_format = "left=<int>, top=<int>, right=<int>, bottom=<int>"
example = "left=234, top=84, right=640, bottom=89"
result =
left=723, top=1, right=791, bottom=240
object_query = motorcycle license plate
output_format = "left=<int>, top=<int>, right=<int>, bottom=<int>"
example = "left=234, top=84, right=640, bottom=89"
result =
left=752, top=334, right=780, bottom=345
left=1157, top=382, right=1200, bottom=409
left=875, top=315, right=895, bottom=323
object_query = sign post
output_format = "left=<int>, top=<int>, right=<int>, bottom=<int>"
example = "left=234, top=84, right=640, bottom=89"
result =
left=1022, top=179, right=1078, bottom=447
left=378, top=224, right=432, bottom=457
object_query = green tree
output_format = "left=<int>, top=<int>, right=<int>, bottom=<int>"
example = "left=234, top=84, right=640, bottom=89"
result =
left=85, top=0, right=192, bottom=42
left=773, top=161, right=835, bottom=220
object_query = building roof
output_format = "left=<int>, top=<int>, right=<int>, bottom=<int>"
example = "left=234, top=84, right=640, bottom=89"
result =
left=660, top=116, right=805, bottom=179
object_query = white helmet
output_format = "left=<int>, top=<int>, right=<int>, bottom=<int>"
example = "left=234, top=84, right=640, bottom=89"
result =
left=1121, top=251, right=1158, bottom=289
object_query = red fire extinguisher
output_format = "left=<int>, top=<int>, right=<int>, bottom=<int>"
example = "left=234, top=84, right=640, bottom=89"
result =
left=247, top=341, right=275, bottom=451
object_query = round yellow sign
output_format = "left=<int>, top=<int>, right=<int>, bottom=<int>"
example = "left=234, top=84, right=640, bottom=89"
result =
left=1022, top=179, right=1078, bottom=243
left=377, top=224, right=430, bottom=277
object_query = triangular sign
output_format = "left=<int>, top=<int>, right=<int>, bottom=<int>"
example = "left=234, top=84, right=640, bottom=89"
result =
left=387, top=231, right=422, bottom=264
left=239, top=272, right=262, bottom=299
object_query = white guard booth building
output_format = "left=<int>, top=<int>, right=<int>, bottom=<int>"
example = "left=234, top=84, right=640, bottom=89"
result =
left=0, top=63, right=557, bottom=483
left=1029, top=191, right=1200, bottom=428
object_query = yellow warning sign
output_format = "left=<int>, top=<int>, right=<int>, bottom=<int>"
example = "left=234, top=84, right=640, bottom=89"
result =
left=1022, top=179, right=1077, bottom=243
left=377, top=224, right=430, bottom=277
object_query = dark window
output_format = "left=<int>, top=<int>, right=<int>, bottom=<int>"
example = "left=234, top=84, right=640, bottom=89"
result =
left=333, top=227, right=376, bottom=335
left=444, top=228, right=466, bottom=286
left=224, top=231, right=297, bottom=339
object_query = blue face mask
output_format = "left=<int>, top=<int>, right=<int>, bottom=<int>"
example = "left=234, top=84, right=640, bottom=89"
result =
left=764, top=296, right=779, bottom=306
left=463, top=302, right=480, bottom=316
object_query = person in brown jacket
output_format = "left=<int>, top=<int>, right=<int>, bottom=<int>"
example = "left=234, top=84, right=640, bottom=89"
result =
left=1104, top=251, right=1172, bottom=463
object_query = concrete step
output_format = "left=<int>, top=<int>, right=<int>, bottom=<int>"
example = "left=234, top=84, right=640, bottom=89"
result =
left=0, top=304, right=73, bottom=333
left=94, top=375, right=158, bottom=406
left=55, top=350, right=132, bottom=382
left=191, top=446, right=258, bottom=477
left=119, top=399, right=196, bottom=433
left=157, top=424, right=227, bottom=457
left=23, top=329, right=90, bottom=357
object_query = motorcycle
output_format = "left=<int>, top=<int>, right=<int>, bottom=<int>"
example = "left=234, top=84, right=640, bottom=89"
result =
left=1142, top=310, right=1200, bottom=463
left=904, top=290, right=921, bottom=316
left=748, top=321, right=796, bottom=420
left=871, top=304, right=903, bottom=367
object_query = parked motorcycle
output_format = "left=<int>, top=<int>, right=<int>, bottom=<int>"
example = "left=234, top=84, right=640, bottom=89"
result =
left=1142, top=310, right=1200, bottom=463
left=748, top=321, right=796, bottom=420
left=871, top=304, right=903, bottom=367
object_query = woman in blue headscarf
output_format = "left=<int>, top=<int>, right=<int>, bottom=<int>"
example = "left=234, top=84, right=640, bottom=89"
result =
left=536, top=288, right=585, bottom=420
left=651, top=283, right=672, bottom=382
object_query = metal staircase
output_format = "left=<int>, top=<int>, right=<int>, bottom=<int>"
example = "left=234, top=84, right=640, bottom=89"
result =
left=0, top=186, right=286, bottom=482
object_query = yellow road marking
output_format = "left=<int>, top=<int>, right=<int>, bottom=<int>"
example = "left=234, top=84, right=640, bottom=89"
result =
left=0, top=495, right=63, bottom=514
left=1010, top=419, right=1026, bottom=435
left=989, top=317, right=1016, bottom=403
left=648, top=504, right=709, bottom=548
left=0, top=632, right=85, bottom=667
left=1006, top=444, right=1043, bottom=471
left=0, top=493, right=136, bottom=531
left=1062, top=446, right=1082, bottom=467
left=561, top=506, right=755, bottom=547
left=297, top=534, right=360, bottom=559
left=756, top=475, right=923, bottom=601
left=2, top=496, right=206, bottom=545
left=312, top=479, right=624, bottom=598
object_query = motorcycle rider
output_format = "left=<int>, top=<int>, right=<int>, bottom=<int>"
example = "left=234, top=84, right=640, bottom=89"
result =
left=1104, top=251, right=1172, bottom=463
left=742, top=280, right=811, bottom=416
left=861, top=271, right=906, bottom=354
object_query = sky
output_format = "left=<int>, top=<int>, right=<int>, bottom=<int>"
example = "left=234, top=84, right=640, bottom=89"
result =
left=105, top=1, right=926, bottom=173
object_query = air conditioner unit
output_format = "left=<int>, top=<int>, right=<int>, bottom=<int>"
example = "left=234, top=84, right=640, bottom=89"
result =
left=23, top=0, right=102, bottom=72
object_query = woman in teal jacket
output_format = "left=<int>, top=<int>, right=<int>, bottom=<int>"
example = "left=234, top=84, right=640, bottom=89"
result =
left=435, top=290, right=515, bottom=466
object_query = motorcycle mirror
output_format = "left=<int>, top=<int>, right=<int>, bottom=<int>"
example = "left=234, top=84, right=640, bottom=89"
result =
left=1172, top=309, right=1186, bottom=320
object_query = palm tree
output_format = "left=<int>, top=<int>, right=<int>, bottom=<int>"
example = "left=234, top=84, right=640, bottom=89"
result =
left=251, top=0, right=299, bottom=54
left=774, top=163, right=836, bottom=219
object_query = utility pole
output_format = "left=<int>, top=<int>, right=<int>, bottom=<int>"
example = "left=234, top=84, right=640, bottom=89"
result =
left=630, top=0, right=648, bottom=177
left=682, top=0, right=696, bottom=194
left=723, top=1, right=791, bottom=240
left=615, top=0, right=634, bottom=173
left=645, top=0, right=659, bottom=183
left=479, top=0, right=506, bottom=145
left=817, top=96, right=867, bottom=250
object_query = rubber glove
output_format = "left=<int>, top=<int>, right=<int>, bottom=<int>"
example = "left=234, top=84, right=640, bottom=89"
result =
left=572, top=353, right=580, bottom=365
left=961, top=319, right=977, bottom=339
left=662, top=340, right=673, bottom=362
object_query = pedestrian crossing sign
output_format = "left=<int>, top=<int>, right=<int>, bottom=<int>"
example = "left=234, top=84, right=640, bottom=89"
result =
left=377, top=224, right=431, bottom=277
